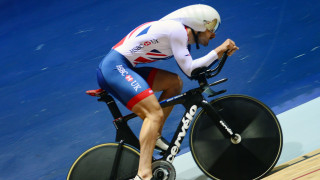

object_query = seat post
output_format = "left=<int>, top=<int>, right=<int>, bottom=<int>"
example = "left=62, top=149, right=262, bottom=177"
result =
left=98, top=93, right=123, bottom=119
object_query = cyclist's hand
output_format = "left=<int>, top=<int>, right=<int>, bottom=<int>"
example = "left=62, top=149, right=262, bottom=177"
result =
left=214, top=39, right=239, bottom=59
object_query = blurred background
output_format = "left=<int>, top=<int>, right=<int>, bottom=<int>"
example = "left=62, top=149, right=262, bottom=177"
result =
left=0, top=0, right=319, bottom=179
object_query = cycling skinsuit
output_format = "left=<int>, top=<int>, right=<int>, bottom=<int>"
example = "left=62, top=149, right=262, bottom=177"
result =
left=98, top=20, right=219, bottom=110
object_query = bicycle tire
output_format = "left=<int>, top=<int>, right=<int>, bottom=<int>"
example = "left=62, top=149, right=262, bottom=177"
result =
left=190, top=95, right=282, bottom=180
left=67, top=143, right=140, bottom=180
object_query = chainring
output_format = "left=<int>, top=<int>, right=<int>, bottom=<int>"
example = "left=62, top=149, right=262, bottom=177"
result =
left=151, top=160, right=176, bottom=180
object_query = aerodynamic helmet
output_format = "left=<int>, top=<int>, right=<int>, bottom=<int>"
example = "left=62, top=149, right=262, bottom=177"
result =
left=160, top=4, right=221, bottom=33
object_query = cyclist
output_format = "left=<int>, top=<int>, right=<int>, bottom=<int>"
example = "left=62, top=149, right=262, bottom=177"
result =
left=96, top=4, right=239, bottom=180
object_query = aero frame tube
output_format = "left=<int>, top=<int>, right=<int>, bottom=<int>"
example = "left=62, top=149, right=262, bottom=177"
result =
left=163, top=92, right=203, bottom=163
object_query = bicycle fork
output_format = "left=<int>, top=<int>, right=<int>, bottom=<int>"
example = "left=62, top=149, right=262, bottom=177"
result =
left=201, top=100, right=241, bottom=144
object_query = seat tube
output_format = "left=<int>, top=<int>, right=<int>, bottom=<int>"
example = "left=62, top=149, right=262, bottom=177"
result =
left=110, top=140, right=125, bottom=179
left=99, top=94, right=123, bottom=119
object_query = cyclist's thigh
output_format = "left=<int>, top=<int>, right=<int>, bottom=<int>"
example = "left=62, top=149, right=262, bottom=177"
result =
left=97, top=50, right=154, bottom=110
left=134, top=67, right=159, bottom=89
left=135, top=68, right=182, bottom=93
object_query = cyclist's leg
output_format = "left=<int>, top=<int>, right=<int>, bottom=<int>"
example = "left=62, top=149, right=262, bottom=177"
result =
left=131, top=95, right=164, bottom=180
left=97, top=50, right=155, bottom=110
left=98, top=51, right=164, bottom=179
left=151, top=69, right=183, bottom=133
left=135, top=67, right=183, bottom=135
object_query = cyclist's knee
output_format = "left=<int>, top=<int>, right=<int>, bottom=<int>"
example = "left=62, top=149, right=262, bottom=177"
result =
left=177, top=75, right=183, bottom=91
left=148, top=106, right=164, bottom=124
left=170, top=74, right=183, bottom=94
left=143, top=102, right=164, bottom=125
left=132, top=96, right=164, bottom=122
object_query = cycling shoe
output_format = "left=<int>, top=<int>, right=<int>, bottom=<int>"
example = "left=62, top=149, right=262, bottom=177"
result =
left=131, top=175, right=158, bottom=180
left=155, top=136, right=169, bottom=152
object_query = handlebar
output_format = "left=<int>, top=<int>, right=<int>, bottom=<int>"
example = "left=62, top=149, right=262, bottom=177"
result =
left=191, top=50, right=229, bottom=80
left=208, top=50, right=229, bottom=78
left=190, top=50, right=229, bottom=97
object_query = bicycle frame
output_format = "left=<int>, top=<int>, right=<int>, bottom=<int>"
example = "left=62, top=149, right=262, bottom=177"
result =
left=97, top=78, right=236, bottom=164
left=95, top=52, right=237, bottom=167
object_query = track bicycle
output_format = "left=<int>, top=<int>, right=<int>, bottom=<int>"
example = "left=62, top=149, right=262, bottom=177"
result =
left=67, top=52, right=283, bottom=180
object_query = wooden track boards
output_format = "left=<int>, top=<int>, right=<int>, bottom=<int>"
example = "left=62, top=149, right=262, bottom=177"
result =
left=263, top=148, right=320, bottom=180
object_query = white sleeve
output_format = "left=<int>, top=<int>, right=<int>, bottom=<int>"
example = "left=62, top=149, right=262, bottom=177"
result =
left=169, top=27, right=218, bottom=77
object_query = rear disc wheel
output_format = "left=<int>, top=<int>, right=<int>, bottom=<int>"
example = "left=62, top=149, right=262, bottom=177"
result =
left=67, top=143, right=140, bottom=180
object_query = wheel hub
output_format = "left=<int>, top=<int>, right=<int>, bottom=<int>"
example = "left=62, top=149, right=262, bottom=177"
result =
left=231, top=133, right=241, bottom=144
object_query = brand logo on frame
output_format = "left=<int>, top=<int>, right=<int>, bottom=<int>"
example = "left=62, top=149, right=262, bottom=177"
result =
left=167, top=105, right=197, bottom=163
left=219, top=120, right=233, bottom=135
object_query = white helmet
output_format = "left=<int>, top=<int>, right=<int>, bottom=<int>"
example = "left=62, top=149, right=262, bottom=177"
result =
left=160, top=4, right=221, bottom=33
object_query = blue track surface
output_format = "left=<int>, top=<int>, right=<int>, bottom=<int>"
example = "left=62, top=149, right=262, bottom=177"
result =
left=0, top=0, right=320, bottom=179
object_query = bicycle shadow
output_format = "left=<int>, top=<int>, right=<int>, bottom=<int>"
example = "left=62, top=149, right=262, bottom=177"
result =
left=176, top=169, right=211, bottom=180
left=175, top=142, right=304, bottom=180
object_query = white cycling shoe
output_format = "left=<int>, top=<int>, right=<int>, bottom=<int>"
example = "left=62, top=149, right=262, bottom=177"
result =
left=132, top=175, right=157, bottom=180
left=130, top=137, right=170, bottom=180
left=155, top=136, right=169, bottom=152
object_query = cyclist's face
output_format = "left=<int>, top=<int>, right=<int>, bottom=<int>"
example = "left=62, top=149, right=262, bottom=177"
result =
left=198, top=30, right=216, bottom=47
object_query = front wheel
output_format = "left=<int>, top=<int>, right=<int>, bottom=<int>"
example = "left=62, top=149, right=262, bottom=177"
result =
left=67, top=143, right=140, bottom=180
left=190, top=95, right=282, bottom=180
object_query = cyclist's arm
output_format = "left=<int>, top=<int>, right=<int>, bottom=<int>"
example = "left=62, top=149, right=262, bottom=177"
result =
left=170, top=27, right=218, bottom=77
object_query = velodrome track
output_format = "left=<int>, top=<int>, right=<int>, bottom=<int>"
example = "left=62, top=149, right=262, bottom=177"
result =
left=0, top=0, right=319, bottom=179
